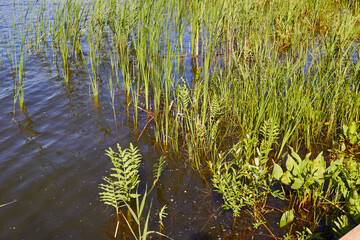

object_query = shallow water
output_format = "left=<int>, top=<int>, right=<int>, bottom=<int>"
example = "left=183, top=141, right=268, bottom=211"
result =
left=0, top=59, right=265, bottom=239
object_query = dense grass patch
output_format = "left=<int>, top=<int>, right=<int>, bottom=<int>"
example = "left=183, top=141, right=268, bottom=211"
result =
left=2, top=0, right=360, bottom=238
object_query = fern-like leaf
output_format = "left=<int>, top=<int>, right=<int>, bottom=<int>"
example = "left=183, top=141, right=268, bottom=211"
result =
left=153, top=156, right=165, bottom=182
left=261, top=118, right=280, bottom=147
left=99, top=143, right=142, bottom=213
left=210, top=94, right=222, bottom=125
left=159, top=205, right=168, bottom=231
left=178, top=78, right=190, bottom=113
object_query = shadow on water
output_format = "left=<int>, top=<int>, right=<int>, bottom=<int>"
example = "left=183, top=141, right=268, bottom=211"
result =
left=189, top=232, right=216, bottom=240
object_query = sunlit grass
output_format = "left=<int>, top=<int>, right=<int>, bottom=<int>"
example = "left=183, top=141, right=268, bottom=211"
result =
left=1, top=0, right=360, bottom=237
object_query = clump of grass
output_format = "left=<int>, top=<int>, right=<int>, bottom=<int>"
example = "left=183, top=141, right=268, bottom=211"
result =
left=87, top=26, right=101, bottom=106
left=4, top=1, right=34, bottom=113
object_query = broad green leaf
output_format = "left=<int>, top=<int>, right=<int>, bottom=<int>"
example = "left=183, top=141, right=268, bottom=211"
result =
left=341, top=143, right=346, bottom=152
left=286, top=156, right=297, bottom=171
left=312, top=152, right=325, bottom=184
left=304, top=152, right=311, bottom=161
left=327, top=158, right=343, bottom=174
left=281, top=171, right=292, bottom=185
left=280, top=209, right=294, bottom=227
left=290, top=147, right=302, bottom=164
left=349, top=122, right=357, bottom=135
left=291, top=177, right=304, bottom=190
left=349, top=136, right=358, bottom=145
left=273, top=163, right=283, bottom=180
left=292, top=165, right=300, bottom=177
left=343, top=124, right=349, bottom=135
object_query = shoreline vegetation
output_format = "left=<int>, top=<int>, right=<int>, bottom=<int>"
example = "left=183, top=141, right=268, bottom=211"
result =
left=2, top=0, right=360, bottom=238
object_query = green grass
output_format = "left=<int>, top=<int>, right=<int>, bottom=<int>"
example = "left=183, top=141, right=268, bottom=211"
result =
left=2, top=0, right=360, bottom=238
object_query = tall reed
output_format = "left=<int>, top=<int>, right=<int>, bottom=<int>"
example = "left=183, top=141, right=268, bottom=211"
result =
left=87, top=27, right=101, bottom=106
left=8, top=1, right=34, bottom=112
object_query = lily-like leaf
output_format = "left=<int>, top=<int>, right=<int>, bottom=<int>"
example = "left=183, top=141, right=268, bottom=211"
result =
left=349, top=122, right=357, bottom=135
left=272, top=163, right=283, bottom=180
left=291, top=177, right=304, bottom=190
left=343, top=124, right=349, bottom=135
left=280, top=209, right=294, bottom=227
left=349, top=135, right=358, bottom=145
left=312, top=152, right=325, bottom=184
left=281, top=171, right=292, bottom=185
left=289, top=147, right=302, bottom=164
left=286, top=156, right=299, bottom=176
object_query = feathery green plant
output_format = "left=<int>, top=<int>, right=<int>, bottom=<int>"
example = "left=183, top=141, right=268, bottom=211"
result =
left=209, top=133, right=276, bottom=217
left=159, top=205, right=167, bottom=232
left=99, top=143, right=142, bottom=215
left=100, top=143, right=171, bottom=239
left=147, top=156, right=166, bottom=195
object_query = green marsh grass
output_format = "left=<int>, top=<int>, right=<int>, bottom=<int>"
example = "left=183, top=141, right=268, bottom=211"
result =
left=2, top=0, right=360, bottom=237
left=32, top=0, right=47, bottom=55
left=87, top=26, right=101, bottom=106
left=4, top=1, right=34, bottom=112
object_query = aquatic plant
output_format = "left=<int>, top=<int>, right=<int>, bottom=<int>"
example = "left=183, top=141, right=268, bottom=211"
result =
left=99, top=143, right=142, bottom=215
left=273, top=148, right=360, bottom=232
left=158, top=205, right=167, bottom=232
left=10, top=2, right=33, bottom=113
left=342, top=122, right=360, bottom=146
left=148, top=156, right=166, bottom=195
left=121, top=187, right=173, bottom=240
left=87, top=27, right=101, bottom=106
left=209, top=135, right=270, bottom=213
left=32, top=0, right=47, bottom=55
left=2, top=0, right=360, bottom=238
left=99, top=143, right=171, bottom=239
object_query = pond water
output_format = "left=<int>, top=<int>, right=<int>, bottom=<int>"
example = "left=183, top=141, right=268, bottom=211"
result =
left=0, top=1, right=283, bottom=239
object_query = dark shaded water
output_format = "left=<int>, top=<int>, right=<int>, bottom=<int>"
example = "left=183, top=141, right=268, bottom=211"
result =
left=0, top=1, right=282, bottom=239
